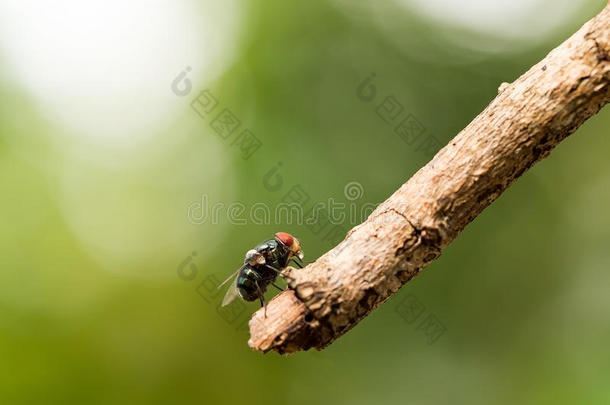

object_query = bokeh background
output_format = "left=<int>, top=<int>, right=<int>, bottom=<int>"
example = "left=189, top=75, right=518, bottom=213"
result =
left=1, top=0, right=609, bottom=403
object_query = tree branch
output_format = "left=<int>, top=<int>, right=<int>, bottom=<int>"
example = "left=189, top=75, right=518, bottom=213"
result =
left=249, top=3, right=610, bottom=354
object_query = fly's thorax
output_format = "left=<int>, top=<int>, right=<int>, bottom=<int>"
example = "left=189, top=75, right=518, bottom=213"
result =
left=253, top=239, right=290, bottom=269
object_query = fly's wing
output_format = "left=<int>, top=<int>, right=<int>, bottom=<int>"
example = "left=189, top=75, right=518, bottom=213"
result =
left=217, top=264, right=245, bottom=307
left=217, top=264, right=245, bottom=290
left=221, top=283, right=240, bottom=307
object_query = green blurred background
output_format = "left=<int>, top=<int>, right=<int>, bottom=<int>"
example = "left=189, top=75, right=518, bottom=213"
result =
left=1, top=0, right=609, bottom=403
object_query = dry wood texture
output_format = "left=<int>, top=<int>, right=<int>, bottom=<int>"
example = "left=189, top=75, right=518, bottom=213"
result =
left=249, top=3, right=610, bottom=354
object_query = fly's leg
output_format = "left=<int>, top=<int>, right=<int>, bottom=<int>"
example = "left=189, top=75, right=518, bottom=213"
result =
left=255, top=281, right=267, bottom=317
left=258, top=295, right=267, bottom=317
left=291, top=258, right=303, bottom=268
left=271, top=282, right=284, bottom=292
left=265, top=264, right=296, bottom=284
left=264, top=264, right=282, bottom=275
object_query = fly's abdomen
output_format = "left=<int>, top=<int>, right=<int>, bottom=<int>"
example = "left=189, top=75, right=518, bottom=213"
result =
left=237, top=266, right=264, bottom=302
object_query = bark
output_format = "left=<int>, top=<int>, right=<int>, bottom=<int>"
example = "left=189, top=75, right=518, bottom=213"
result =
left=249, top=3, right=610, bottom=354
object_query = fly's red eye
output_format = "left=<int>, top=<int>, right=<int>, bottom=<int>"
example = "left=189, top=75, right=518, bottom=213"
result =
left=275, top=232, right=294, bottom=247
